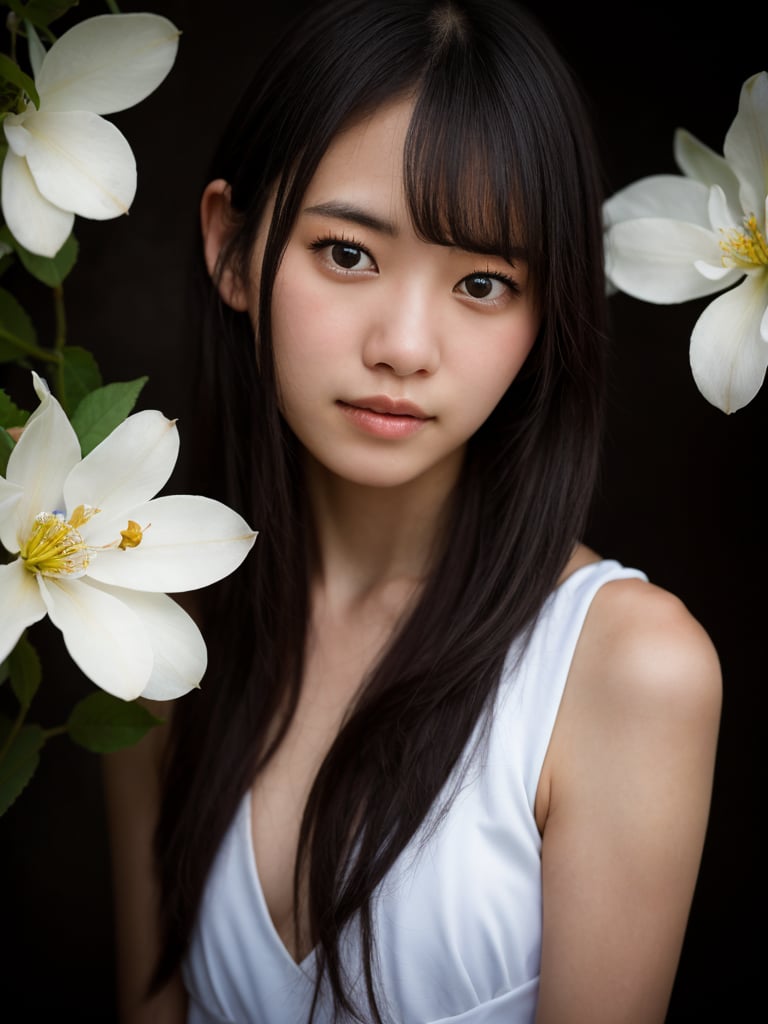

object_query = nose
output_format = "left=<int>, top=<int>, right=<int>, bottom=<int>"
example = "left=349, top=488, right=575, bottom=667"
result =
left=362, top=281, right=441, bottom=377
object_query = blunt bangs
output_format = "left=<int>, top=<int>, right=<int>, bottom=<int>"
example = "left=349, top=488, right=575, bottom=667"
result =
left=401, top=1, right=573, bottom=292
left=404, top=56, right=534, bottom=274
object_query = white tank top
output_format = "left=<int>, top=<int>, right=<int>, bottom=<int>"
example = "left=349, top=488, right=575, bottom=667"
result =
left=183, top=559, right=647, bottom=1023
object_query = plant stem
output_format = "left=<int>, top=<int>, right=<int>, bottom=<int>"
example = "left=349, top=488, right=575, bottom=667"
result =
left=7, top=11, right=18, bottom=64
left=0, top=701, right=27, bottom=767
left=105, top=1, right=122, bottom=13
left=0, top=717, right=68, bottom=775
left=0, top=330, right=60, bottom=364
left=41, top=724, right=68, bottom=741
left=53, top=284, right=66, bottom=351
left=53, top=283, right=66, bottom=396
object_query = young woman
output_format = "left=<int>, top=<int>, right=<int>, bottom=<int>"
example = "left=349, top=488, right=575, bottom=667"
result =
left=103, top=1, right=722, bottom=1021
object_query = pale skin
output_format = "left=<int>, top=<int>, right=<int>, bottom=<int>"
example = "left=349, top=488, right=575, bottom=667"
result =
left=102, top=97, right=722, bottom=1023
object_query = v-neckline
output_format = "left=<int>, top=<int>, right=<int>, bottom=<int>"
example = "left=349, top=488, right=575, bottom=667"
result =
left=243, top=790, right=318, bottom=973
left=239, top=558, right=611, bottom=976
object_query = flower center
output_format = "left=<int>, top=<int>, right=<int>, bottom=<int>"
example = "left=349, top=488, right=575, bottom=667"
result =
left=19, top=504, right=149, bottom=577
left=19, top=505, right=97, bottom=577
left=719, top=214, right=768, bottom=270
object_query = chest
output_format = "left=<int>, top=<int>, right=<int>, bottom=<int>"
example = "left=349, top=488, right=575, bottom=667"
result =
left=249, top=615, right=390, bottom=960
left=192, top=668, right=548, bottom=1022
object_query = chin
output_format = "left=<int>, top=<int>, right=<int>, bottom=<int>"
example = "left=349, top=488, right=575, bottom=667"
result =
left=306, top=445, right=463, bottom=494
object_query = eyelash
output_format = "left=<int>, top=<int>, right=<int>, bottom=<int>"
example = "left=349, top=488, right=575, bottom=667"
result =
left=468, top=268, right=520, bottom=296
left=309, top=234, right=376, bottom=270
left=308, top=234, right=520, bottom=301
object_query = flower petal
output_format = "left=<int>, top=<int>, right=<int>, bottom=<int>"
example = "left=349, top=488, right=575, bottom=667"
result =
left=35, top=13, right=180, bottom=116
left=706, top=183, right=738, bottom=233
left=3, top=376, right=80, bottom=549
left=0, top=148, right=74, bottom=257
left=694, top=259, right=734, bottom=282
left=85, top=494, right=257, bottom=592
left=38, top=576, right=153, bottom=700
left=0, top=478, right=24, bottom=552
left=31, top=371, right=50, bottom=404
left=87, top=583, right=207, bottom=700
left=603, top=175, right=711, bottom=228
left=26, top=22, right=46, bottom=81
left=21, top=110, right=136, bottom=220
left=64, top=411, right=179, bottom=524
left=673, top=128, right=741, bottom=220
left=723, top=71, right=768, bottom=223
left=4, top=116, right=32, bottom=157
left=689, top=272, right=768, bottom=413
left=605, top=218, right=740, bottom=303
left=0, top=560, right=47, bottom=664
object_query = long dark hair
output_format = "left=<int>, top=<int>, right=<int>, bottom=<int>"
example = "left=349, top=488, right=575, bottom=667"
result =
left=153, top=2, right=609, bottom=1020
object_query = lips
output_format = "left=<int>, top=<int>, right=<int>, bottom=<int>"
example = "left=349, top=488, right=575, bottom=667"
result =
left=336, top=396, right=432, bottom=439
left=339, top=396, right=431, bottom=419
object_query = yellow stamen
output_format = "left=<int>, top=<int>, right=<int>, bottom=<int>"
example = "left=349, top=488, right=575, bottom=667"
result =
left=118, top=520, right=146, bottom=550
left=20, top=503, right=148, bottom=575
left=20, top=512, right=89, bottom=577
left=720, top=214, right=768, bottom=270
left=69, top=503, right=100, bottom=529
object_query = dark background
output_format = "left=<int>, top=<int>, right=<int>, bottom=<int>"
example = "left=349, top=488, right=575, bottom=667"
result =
left=1, top=1, right=764, bottom=1020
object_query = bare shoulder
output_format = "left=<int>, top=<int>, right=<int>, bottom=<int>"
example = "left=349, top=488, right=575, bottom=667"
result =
left=535, top=573, right=722, bottom=1022
left=538, top=572, right=722, bottom=827
left=556, top=543, right=722, bottom=720
left=578, top=575, right=722, bottom=717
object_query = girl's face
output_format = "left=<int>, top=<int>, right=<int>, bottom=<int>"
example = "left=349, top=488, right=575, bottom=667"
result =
left=224, top=98, right=540, bottom=492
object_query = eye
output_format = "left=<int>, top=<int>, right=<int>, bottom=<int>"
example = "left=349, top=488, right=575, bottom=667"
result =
left=329, top=242, right=374, bottom=270
left=455, top=272, right=517, bottom=304
left=309, top=236, right=377, bottom=274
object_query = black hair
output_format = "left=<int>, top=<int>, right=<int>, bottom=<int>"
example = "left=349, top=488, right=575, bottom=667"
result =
left=153, top=2, right=609, bottom=1021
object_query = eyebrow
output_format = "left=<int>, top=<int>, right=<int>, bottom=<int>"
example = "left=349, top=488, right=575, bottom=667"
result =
left=303, top=199, right=528, bottom=266
left=303, top=201, right=397, bottom=236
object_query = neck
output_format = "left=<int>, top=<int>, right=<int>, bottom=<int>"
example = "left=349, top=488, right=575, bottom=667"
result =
left=304, top=451, right=461, bottom=605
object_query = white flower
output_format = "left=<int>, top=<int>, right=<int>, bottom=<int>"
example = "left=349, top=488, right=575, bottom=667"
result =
left=0, top=374, right=257, bottom=701
left=1, top=13, right=180, bottom=258
left=604, top=70, right=768, bottom=414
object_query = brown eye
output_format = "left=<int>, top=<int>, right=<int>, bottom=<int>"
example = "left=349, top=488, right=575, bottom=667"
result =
left=331, top=243, right=366, bottom=269
left=463, top=274, right=494, bottom=298
left=455, top=272, right=514, bottom=304
left=310, top=236, right=377, bottom=274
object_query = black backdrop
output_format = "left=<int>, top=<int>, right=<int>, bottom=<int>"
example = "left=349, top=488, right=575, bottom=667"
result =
left=1, top=1, right=763, bottom=1020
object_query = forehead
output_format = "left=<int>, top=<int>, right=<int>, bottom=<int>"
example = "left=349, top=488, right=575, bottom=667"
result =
left=302, top=98, right=414, bottom=210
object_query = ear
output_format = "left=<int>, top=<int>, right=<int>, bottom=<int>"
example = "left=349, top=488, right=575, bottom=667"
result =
left=200, top=178, right=249, bottom=312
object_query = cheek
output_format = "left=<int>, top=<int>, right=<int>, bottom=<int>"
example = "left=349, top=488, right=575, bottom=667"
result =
left=270, top=271, right=348, bottom=408
left=456, top=315, right=539, bottom=421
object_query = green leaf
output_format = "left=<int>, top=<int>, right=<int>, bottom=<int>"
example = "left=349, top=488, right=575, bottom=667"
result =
left=60, top=345, right=102, bottom=415
left=0, top=53, right=40, bottom=109
left=0, top=285, right=37, bottom=361
left=67, top=691, right=163, bottom=753
left=0, top=81, right=19, bottom=117
left=0, top=386, right=30, bottom=429
left=0, top=225, right=78, bottom=286
left=0, top=250, right=14, bottom=277
left=12, top=230, right=78, bottom=286
left=9, top=633, right=41, bottom=707
left=0, top=384, right=28, bottom=474
left=70, top=377, right=148, bottom=456
left=0, top=658, right=9, bottom=686
left=6, top=0, right=79, bottom=30
left=0, top=718, right=44, bottom=816
left=0, top=423, right=14, bottom=475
